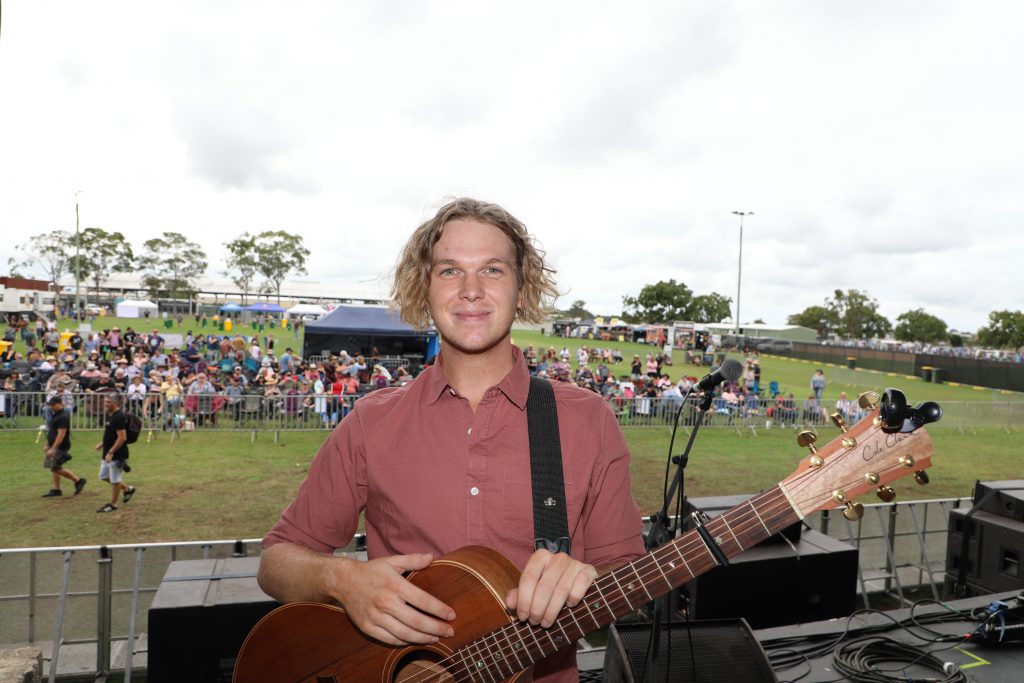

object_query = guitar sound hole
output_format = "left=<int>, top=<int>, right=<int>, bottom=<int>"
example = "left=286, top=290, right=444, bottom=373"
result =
left=394, top=652, right=455, bottom=683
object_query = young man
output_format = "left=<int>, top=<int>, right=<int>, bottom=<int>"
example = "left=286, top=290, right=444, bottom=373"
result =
left=95, top=394, right=136, bottom=513
left=257, top=198, right=644, bottom=682
left=41, top=396, right=86, bottom=497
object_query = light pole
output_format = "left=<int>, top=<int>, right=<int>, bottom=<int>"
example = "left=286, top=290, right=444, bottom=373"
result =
left=75, top=191, right=82, bottom=322
left=731, top=211, right=753, bottom=335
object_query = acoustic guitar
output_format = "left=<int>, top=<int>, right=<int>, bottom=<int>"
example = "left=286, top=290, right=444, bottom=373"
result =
left=235, top=390, right=939, bottom=682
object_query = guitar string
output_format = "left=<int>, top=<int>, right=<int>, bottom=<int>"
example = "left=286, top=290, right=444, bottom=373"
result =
left=396, top=422, right=915, bottom=683
left=395, top=468, right=885, bottom=683
left=398, top=472, right=868, bottom=683
left=400, top=470, right=880, bottom=683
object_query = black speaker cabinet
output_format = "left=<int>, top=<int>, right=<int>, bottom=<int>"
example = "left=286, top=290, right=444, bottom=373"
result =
left=604, top=619, right=777, bottom=683
left=685, top=494, right=803, bottom=545
left=685, top=529, right=858, bottom=629
left=973, top=480, right=1024, bottom=523
left=946, top=507, right=1024, bottom=598
left=148, top=557, right=278, bottom=683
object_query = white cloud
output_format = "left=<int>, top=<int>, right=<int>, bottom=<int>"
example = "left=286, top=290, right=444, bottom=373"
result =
left=1, top=0, right=1022, bottom=333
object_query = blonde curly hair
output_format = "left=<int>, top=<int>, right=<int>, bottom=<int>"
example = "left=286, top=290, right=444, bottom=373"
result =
left=391, top=198, right=559, bottom=330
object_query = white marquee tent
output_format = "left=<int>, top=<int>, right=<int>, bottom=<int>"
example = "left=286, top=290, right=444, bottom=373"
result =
left=115, top=299, right=159, bottom=318
left=285, top=303, right=327, bottom=319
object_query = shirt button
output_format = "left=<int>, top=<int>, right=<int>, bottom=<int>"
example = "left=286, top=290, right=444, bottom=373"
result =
left=470, top=487, right=480, bottom=496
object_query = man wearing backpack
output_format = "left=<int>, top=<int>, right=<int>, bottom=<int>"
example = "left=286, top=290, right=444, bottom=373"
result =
left=95, top=394, right=137, bottom=513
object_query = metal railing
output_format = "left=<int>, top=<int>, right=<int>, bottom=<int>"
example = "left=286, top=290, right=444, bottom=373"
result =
left=0, top=539, right=263, bottom=682
left=3, top=390, right=1023, bottom=434
left=0, top=498, right=972, bottom=680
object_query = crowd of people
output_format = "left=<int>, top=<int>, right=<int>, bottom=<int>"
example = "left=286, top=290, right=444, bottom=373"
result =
left=518, top=344, right=865, bottom=428
left=1, top=320, right=867, bottom=432
left=0, top=322, right=416, bottom=429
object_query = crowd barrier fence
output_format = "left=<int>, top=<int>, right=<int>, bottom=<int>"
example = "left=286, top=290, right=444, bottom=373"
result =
left=2, top=390, right=1021, bottom=435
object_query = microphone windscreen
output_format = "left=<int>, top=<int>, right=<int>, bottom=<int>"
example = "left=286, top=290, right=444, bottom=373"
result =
left=720, top=359, right=744, bottom=383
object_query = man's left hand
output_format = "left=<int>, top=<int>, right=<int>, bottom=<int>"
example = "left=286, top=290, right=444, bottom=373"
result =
left=505, top=549, right=597, bottom=628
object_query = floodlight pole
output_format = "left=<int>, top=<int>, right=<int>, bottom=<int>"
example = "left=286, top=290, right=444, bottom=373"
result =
left=731, top=211, right=753, bottom=335
left=75, top=191, right=82, bottom=322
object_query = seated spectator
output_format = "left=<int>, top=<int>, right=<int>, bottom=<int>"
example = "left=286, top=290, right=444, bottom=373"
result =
left=126, top=375, right=147, bottom=414
left=370, top=364, right=392, bottom=389
left=802, top=394, right=822, bottom=423
left=224, top=376, right=245, bottom=420
left=835, top=391, right=854, bottom=422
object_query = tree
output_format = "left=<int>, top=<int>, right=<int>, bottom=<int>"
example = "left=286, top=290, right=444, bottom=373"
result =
left=689, top=293, right=733, bottom=324
left=70, top=228, right=134, bottom=306
left=622, top=280, right=733, bottom=324
left=558, top=299, right=593, bottom=319
left=224, top=233, right=259, bottom=304
left=788, top=305, right=839, bottom=337
left=829, top=289, right=891, bottom=339
left=251, top=230, right=309, bottom=304
left=140, top=232, right=208, bottom=308
left=622, top=279, right=694, bottom=324
left=15, top=230, right=75, bottom=309
left=977, top=310, right=1024, bottom=350
left=894, top=309, right=949, bottom=344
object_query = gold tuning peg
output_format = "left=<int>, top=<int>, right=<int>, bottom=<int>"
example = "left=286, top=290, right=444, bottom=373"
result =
left=843, top=502, right=865, bottom=521
left=797, top=430, right=818, bottom=452
left=914, top=470, right=930, bottom=485
left=831, top=412, right=857, bottom=448
left=858, top=391, right=881, bottom=410
left=797, top=430, right=824, bottom=467
left=876, top=486, right=896, bottom=502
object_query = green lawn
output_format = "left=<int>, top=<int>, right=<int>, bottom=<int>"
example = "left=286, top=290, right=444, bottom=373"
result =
left=1, top=421, right=1017, bottom=549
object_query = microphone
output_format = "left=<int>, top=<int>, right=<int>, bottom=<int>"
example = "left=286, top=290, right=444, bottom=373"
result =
left=696, top=359, right=744, bottom=393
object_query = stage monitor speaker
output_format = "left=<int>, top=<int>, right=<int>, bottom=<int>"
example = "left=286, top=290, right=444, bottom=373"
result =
left=974, top=480, right=1024, bottom=523
left=685, top=528, right=858, bottom=629
left=603, top=619, right=777, bottom=683
left=945, top=507, right=1024, bottom=598
left=148, top=557, right=277, bottom=683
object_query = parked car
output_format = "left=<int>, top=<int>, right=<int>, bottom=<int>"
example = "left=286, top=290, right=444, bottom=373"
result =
left=756, top=339, right=794, bottom=354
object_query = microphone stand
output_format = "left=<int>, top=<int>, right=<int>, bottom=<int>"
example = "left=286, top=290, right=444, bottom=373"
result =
left=642, top=385, right=713, bottom=680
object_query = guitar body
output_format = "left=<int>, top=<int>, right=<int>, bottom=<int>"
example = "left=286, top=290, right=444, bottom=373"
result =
left=234, top=545, right=533, bottom=683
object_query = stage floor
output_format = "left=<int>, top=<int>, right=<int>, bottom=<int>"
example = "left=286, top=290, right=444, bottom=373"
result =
left=755, top=591, right=1024, bottom=682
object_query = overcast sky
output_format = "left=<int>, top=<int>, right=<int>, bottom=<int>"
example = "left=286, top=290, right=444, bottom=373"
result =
left=1, top=1, right=1021, bottom=333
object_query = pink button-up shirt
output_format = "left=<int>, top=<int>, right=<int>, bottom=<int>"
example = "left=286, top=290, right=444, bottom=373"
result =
left=265, top=344, right=644, bottom=681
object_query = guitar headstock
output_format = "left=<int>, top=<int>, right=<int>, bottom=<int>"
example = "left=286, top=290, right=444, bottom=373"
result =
left=780, top=390, right=940, bottom=520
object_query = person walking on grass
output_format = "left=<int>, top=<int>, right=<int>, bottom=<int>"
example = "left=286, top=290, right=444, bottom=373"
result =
left=95, top=394, right=136, bottom=513
left=40, top=396, right=86, bottom=498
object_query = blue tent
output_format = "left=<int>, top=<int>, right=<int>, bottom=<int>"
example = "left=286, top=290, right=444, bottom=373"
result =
left=219, top=303, right=243, bottom=312
left=303, top=305, right=437, bottom=361
left=244, top=302, right=286, bottom=313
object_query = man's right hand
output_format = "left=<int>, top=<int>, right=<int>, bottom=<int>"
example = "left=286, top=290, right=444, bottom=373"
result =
left=326, top=553, right=456, bottom=646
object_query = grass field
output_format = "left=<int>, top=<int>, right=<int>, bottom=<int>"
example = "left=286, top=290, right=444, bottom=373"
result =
left=1, top=421, right=1017, bottom=549
left=2, top=323, right=1020, bottom=549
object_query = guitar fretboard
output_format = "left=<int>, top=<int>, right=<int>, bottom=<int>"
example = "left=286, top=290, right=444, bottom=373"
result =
left=445, top=485, right=800, bottom=682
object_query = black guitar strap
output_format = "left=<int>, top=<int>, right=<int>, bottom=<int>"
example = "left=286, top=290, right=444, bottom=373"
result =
left=527, top=377, right=571, bottom=555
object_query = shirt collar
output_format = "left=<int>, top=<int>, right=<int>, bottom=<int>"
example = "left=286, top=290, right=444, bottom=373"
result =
left=423, top=344, right=530, bottom=410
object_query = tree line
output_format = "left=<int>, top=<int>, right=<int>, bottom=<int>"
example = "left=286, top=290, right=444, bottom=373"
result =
left=9, top=228, right=309, bottom=308
left=563, top=282, right=1023, bottom=351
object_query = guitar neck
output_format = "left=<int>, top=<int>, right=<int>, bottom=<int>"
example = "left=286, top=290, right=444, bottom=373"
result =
left=453, top=485, right=799, bottom=681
